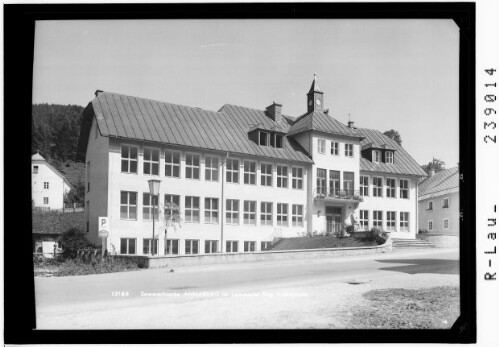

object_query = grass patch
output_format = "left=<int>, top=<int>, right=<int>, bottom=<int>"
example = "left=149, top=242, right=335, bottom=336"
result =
left=348, top=286, right=459, bottom=329
left=34, top=257, right=144, bottom=277
left=271, top=235, right=379, bottom=251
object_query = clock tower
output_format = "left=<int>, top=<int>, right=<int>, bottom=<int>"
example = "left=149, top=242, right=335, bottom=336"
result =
left=307, top=73, right=324, bottom=113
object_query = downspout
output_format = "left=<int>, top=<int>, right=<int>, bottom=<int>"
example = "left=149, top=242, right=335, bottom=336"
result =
left=220, top=153, right=229, bottom=252
left=415, top=179, right=419, bottom=237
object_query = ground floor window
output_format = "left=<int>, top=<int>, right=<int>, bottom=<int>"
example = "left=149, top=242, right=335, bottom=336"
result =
left=443, top=218, right=449, bottom=230
left=243, top=200, right=257, bottom=225
left=373, top=211, right=383, bottom=229
left=43, top=197, right=49, bottom=205
left=205, top=240, right=218, bottom=253
left=120, top=238, right=136, bottom=255
left=226, top=240, right=238, bottom=253
left=277, top=203, right=288, bottom=226
left=261, top=241, right=271, bottom=251
left=400, top=212, right=409, bottom=232
left=244, top=241, right=256, bottom=252
left=260, top=202, right=273, bottom=226
left=143, top=238, right=158, bottom=255
left=165, top=239, right=179, bottom=255
left=386, top=211, right=396, bottom=231
left=359, top=210, right=369, bottom=230
left=292, top=204, right=304, bottom=227
left=185, top=239, right=199, bottom=254
left=428, top=220, right=433, bottom=231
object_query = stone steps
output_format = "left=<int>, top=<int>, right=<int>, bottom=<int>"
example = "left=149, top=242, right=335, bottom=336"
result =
left=392, top=238, right=438, bottom=249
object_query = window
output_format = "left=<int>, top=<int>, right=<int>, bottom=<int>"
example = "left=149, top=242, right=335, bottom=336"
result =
left=259, top=131, right=269, bottom=146
left=292, top=204, right=304, bottom=227
left=400, top=179, right=409, bottom=199
left=373, top=210, right=383, bottom=228
left=261, top=242, right=272, bottom=251
left=243, top=161, right=256, bottom=185
left=373, top=150, right=381, bottom=163
left=86, top=201, right=90, bottom=232
left=291, top=167, right=303, bottom=189
left=373, top=177, right=383, bottom=197
left=443, top=218, right=449, bottom=230
left=318, top=139, right=326, bottom=154
left=185, top=239, right=199, bottom=254
left=43, top=182, right=49, bottom=189
left=428, top=201, right=433, bottom=211
left=386, top=178, right=396, bottom=198
left=226, top=158, right=239, bottom=183
left=244, top=241, right=256, bottom=252
left=226, top=241, right=238, bottom=253
left=343, top=172, right=355, bottom=195
left=204, top=198, right=219, bottom=223
left=143, top=238, right=158, bottom=255
left=345, top=143, right=354, bottom=157
left=165, top=239, right=179, bottom=255
left=143, top=148, right=160, bottom=175
left=120, top=238, right=136, bottom=255
left=276, top=165, right=288, bottom=188
left=360, top=176, right=369, bottom=196
left=185, top=153, right=200, bottom=179
left=260, top=163, right=273, bottom=186
left=442, top=198, right=450, bottom=208
left=142, top=193, right=159, bottom=221
left=329, top=170, right=340, bottom=196
left=43, top=197, right=49, bottom=205
left=274, top=134, right=283, bottom=148
left=121, top=145, right=138, bottom=173
left=205, top=156, right=219, bottom=181
left=243, top=201, right=256, bottom=225
left=428, top=220, right=433, bottom=231
left=317, top=168, right=327, bottom=195
left=165, top=150, right=180, bottom=178
left=260, top=202, right=273, bottom=226
left=360, top=210, right=369, bottom=230
left=400, top=212, right=409, bottom=232
left=86, top=161, right=90, bottom=191
left=205, top=240, right=218, bottom=253
left=277, top=203, right=288, bottom=226
left=164, top=194, right=180, bottom=221
left=120, top=191, right=137, bottom=220
left=385, top=151, right=394, bottom=164
left=185, top=196, right=200, bottom=223
left=387, top=211, right=396, bottom=231
left=330, top=141, right=339, bottom=155
left=226, top=199, right=239, bottom=224
left=33, top=166, right=38, bottom=174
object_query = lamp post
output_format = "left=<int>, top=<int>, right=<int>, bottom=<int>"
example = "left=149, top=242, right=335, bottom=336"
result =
left=148, top=179, right=161, bottom=256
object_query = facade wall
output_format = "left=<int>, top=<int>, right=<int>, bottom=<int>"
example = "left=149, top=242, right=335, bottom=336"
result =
left=32, top=161, right=71, bottom=210
left=418, top=191, right=459, bottom=234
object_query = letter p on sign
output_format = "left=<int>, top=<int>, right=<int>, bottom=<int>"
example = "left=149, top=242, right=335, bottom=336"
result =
left=98, top=217, right=109, bottom=237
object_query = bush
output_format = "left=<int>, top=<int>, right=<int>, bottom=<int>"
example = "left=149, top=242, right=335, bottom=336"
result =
left=54, top=256, right=143, bottom=276
left=371, top=228, right=388, bottom=245
left=58, top=227, right=93, bottom=259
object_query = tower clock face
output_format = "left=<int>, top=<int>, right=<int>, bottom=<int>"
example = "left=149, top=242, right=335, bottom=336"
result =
left=316, top=99, right=321, bottom=105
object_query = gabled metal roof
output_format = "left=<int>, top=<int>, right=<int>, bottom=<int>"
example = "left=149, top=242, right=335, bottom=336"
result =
left=287, top=110, right=362, bottom=138
left=418, top=167, right=459, bottom=197
left=78, top=92, right=312, bottom=164
left=356, top=128, right=427, bottom=177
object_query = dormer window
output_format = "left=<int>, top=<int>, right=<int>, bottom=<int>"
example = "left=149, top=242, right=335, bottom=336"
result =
left=259, top=131, right=269, bottom=146
left=275, top=134, right=283, bottom=148
left=373, top=150, right=382, bottom=163
left=385, top=151, right=394, bottom=164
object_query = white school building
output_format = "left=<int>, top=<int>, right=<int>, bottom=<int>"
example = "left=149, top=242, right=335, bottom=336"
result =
left=77, top=76, right=427, bottom=256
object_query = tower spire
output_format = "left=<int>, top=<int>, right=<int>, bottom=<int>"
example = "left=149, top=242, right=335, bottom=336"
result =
left=307, top=73, right=324, bottom=112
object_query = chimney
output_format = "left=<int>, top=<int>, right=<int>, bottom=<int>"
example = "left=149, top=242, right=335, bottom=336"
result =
left=430, top=169, right=435, bottom=177
left=348, top=121, right=354, bottom=128
left=266, top=102, right=283, bottom=124
left=95, top=90, right=103, bottom=97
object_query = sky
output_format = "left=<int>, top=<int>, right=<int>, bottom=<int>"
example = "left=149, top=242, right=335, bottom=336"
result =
left=32, top=19, right=459, bottom=167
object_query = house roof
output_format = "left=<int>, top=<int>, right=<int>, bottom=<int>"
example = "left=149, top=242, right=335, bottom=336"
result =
left=77, top=91, right=312, bottom=163
left=287, top=110, right=362, bottom=138
left=356, top=128, right=427, bottom=177
left=418, top=167, right=459, bottom=197
left=32, top=154, right=74, bottom=188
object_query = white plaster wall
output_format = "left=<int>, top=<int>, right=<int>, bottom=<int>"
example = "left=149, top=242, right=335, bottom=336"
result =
left=418, top=191, right=459, bottom=234
left=32, top=161, right=69, bottom=210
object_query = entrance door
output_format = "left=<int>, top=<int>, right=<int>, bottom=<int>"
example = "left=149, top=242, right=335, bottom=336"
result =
left=326, top=206, right=343, bottom=235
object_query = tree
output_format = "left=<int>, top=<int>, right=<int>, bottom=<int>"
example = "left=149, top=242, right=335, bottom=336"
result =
left=58, top=227, right=92, bottom=259
left=421, top=158, right=446, bottom=175
left=383, top=129, right=402, bottom=146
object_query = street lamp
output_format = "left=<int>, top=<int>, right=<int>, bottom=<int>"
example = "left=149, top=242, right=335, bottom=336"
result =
left=148, top=179, right=161, bottom=256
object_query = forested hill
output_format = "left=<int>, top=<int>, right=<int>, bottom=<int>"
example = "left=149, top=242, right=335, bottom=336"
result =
left=32, top=103, right=85, bottom=163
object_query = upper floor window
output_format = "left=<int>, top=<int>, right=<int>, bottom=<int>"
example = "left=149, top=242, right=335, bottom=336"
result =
left=185, top=196, right=200, bottom=223
left=373, top=177, right=383, bottom=197
left=121, top=145, right=138, bottom=173
left=276, top=165, right=288, bottom=188
left=360, top=176, right=369, bottom=196
left=142, top=193, right=159, bottom=221
left=292, top=167, right=303, bottom=190
left=385, top=151, right=394, bottom=164
left=33, top=166, right=38, bottom=174
left=345, top=143, right=354, bottom=157
left=292, top=204, right=303, bottom=227
left=442, top=197, right=450, bottom=208
left=428, top=201, right=433, bottom=211
left=204, top=198, right=219, bottom=224
left=120, top=191, right=137, bottom=220
left=205, top=156, right=219, bottom=181
left=317, top=168, right=327, bottom=195
left=274, top=134, right=283, bottom=148
left=44, top=182, right=49, bottom=189
left=226, top=199, right=239, bottom=224
left=318, top=139, right=326, bottom=154
left=243, top=200, right=256, bottom=225
left=226, top=158, right=239, bottom=183
left=143, top=148, right=159, bottom=175
left=243, top=161, right=256, bottom=185
left=259, top=131, right=269, bottom=146
left=386, top=178, right=396, bottom=198
left=261, top=163, right=273, bottom=187
left=164, top=194, right=180, bottom=220
left=343, top=172, right=355, bottom=194
left=330, top=141, right=339, bottom=156
left=329, top=170, right=340, bottom=196
left=165, top=150, right=180, bottom=178
left=373, top=150, right=382, bottom=163
left=400, top=179, right=409, bottom=199
left=185, top=154, right=200, bottom=180
left=260, top=202, right=273, bottom=226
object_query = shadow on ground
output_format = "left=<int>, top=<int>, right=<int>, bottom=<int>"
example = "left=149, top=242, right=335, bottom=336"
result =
left=376, top=258, right=459, bottom=275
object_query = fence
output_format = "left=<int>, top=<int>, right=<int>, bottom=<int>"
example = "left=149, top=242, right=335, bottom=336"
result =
left=33, top=203, right=84, bottom=213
